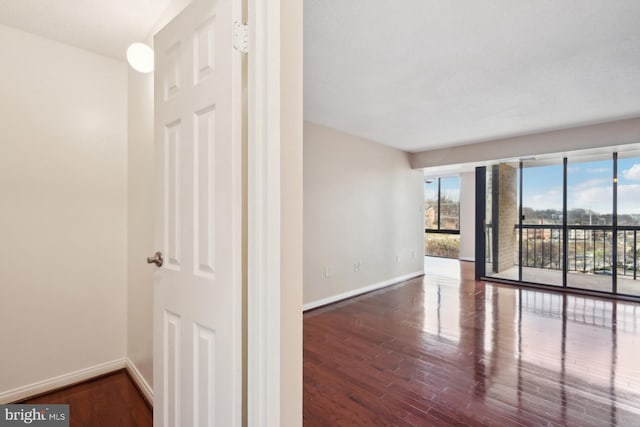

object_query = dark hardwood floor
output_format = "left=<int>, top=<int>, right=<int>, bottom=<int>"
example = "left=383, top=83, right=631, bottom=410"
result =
left=21, top=370, right=152, bottom=427
left=304, top=258, right=640, bottom=426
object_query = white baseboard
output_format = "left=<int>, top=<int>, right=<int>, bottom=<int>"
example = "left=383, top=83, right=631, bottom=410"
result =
left=0, top=358, right=127, bottom=404
left=0, top=358, right=153, bottom=405
left=303, top=271, right=424, bottom=311
left=125, top=358, right=153, bottom=405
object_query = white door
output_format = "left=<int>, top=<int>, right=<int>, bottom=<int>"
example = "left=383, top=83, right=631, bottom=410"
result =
left=152, top=0, right=243, bottom=425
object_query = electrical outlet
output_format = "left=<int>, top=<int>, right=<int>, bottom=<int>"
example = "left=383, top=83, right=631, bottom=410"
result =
left=354, top=261, right=361, bottom=272
left=396, top=255, right=400, bottom=264
left=412, top=251, right=416, bottom=260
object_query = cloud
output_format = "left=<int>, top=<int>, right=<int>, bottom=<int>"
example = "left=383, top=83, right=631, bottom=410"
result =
left=617, top=184, right=640, bottom=214
left=571, top=178, right=609, bottom=190
left=424, top=188, right=437, bottom=200
left=587, top=167, right=610, bottom=174
left=523, top=186, right=563, bottom=210
left=569, top=184, right=612, bottom=214
left=441, top=188, right=460, bottom=201
left=623, top=164, right=640, bottom=181
left=424, top=188, right=460, bottom=201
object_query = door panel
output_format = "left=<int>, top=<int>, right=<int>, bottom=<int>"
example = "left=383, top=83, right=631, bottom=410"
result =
left=165, top=121, right=182, bottom=270
left=194, top=106, right=216, bottom=278
left=164, top=311, right=181, bottom=426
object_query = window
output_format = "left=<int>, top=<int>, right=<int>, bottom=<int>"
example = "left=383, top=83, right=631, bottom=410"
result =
left=425, top=176, right=460, bottom=258
left=477, top=151, right=640, bottom=297
left=425, top=177, right=460, bottom=232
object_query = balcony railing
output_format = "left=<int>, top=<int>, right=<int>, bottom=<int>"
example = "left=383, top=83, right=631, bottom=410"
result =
left=485, top=224, right=640, bottom=280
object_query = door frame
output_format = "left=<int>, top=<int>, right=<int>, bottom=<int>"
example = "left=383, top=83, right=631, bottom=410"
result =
left=247, top=0, right=302, bottom=426
left=247, top=0, right=281, bottom=424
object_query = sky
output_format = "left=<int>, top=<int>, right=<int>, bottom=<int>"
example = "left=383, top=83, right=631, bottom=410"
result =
left=523, top=158, right=640, bottom=215
left=424, top=158, right=640, bottom=215
left=424, top=177, right=459, bottom=203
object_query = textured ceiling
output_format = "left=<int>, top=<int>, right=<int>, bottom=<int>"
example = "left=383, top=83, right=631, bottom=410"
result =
left=0, top=0, right=179, bottom=60
left=304, top=0, right=640, bottom=152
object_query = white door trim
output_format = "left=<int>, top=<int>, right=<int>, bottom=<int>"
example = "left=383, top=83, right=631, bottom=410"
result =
left=247, top=0, right=282, bottom=426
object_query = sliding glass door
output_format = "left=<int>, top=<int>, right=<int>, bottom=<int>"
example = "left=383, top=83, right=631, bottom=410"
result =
left=521, top=159, right=564, bottom=286
left=566, top=158, right=613, bottom=293
left=477, top=151, right=640, bottom=298
left=617, top=154, right=640, bottom=297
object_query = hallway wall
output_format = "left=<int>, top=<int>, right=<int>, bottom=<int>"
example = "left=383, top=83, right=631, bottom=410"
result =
left=0, top=24, right=128, bottom=397
left=126, top=65, right=155, bottom=390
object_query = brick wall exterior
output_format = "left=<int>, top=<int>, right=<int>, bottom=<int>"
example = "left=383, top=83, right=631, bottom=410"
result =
left=496, top=164, right=517, bottom=272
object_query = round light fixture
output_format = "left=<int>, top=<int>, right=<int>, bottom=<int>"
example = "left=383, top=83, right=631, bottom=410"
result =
left=126, top=43, right=154, bottom=73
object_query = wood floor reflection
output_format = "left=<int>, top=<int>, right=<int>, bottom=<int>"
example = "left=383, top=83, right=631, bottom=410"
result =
left=21, top=371, right=151, bottom=427
left=303, top=258, right=640, bottom=426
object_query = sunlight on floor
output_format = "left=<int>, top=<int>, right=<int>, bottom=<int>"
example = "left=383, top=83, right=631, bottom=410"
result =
left=424, top=256, right=463, bottom=282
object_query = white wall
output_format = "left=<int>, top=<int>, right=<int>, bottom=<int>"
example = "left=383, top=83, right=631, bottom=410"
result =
left=0, top=25, right=127, bottom=396
left=126, top=67, right=155, bottom=389
left=304, top=122, right=425, bottom=307
left=459, top=172, right=476, bottom=261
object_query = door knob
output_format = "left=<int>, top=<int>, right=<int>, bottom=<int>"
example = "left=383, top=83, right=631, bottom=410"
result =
left=147, top=251, right=164, bottom=267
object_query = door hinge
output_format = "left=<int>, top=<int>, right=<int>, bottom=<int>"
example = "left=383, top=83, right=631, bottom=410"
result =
left=233, top=21, right=249, bottom=54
